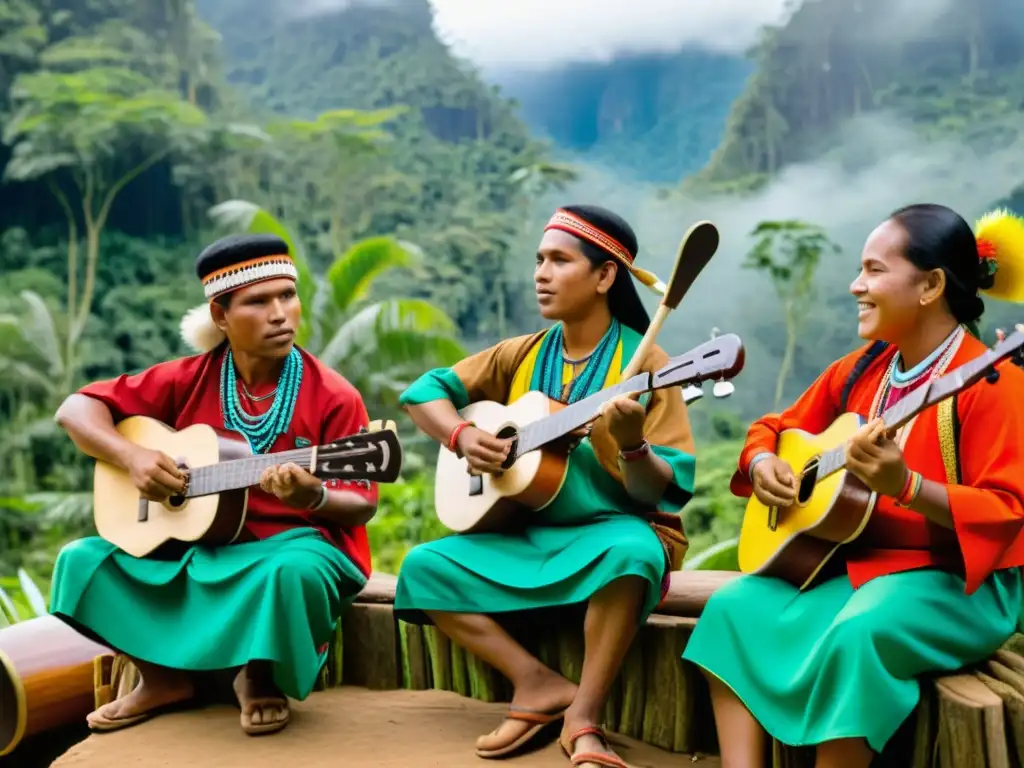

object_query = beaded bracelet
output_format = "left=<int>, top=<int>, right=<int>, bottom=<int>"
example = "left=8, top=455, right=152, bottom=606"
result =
left=895, top=471, right=923, bottom=508
left=448, top=421, right=474, bottom=453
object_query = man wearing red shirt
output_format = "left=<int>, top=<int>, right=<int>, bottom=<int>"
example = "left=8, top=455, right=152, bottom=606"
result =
left=49, top=233, right=378, bottom=736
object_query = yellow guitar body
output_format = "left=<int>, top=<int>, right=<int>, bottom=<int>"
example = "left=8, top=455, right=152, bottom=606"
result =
left=737, top=412, right=878, bottom=589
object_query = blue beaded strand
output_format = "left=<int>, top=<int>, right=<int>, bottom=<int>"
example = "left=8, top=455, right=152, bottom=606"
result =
left=219, top=347, right=303, bottom=454
left=535, top=318, right=620, bottom=404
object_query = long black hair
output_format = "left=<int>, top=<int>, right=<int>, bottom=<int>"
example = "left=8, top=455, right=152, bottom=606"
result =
left=889, top=203, right=994, bottom=333
left=559, top=204, right=651, bottom=335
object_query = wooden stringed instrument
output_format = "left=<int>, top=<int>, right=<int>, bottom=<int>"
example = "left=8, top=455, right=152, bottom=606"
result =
left=434, top=334, right=746, bottom=533
left=93, top=417, right=403, bottom=558
left=737, top=326, right=1024, bottom=589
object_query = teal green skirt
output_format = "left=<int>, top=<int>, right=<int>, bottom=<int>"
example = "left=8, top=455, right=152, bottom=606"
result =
left=682, top=568, right=1022, bottom=753
left=49, top=528, right=367, bottom=701
left=394, top=514, right=666, bottom=624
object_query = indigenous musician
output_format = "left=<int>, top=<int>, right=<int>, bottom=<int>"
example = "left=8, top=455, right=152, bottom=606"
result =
left=48, top=234, right=378, bottom=736
left=683, top=205, right=1024, bottom=768
left=394, top=205, right=696, bottom=768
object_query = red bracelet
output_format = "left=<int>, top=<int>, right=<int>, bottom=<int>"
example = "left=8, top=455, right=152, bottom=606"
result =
left=448, top=421, right=474, bottom=453
left=895, top=469, right=914, bottom=501
left=895, top=471, right=922, bottom=507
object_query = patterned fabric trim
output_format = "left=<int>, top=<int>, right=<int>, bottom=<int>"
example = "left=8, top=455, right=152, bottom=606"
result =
left=937, top=397, right=961, bottom=485
left=202, top=255, right=298, bottom=299
left=545, top=210, right=635, bottom=266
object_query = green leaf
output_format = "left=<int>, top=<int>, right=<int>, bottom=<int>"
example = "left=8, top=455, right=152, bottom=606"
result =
left=0, top=587, right=21, bottom=623
left=683, top=537, right=739, bottom=571
left=324, top=237, right=419, bottom=315
left=17, top=568, right=47, bottom=616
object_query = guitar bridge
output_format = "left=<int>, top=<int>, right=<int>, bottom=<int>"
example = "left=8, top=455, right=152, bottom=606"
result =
left=469, top=475, right=482, bottom=497
left=137, top=497, right=148, bottom=522
left=767, top=506, right=778, bottom=532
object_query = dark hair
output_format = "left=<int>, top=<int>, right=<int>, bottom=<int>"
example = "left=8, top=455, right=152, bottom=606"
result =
left=556, top=203, right=650, bottom=335
left=576, top=240, right=651, bottom=335
left=889, top=203, right=993, bottom=326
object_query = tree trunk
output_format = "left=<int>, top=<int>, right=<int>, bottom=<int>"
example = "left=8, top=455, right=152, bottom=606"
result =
left=774, top=302, right=798, bottom=409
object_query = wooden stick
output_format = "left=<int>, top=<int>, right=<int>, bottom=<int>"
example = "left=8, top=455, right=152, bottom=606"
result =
left=621, top=220, right=720, bottom=379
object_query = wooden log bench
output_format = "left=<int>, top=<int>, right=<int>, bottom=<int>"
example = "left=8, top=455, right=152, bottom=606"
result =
left=70, top=570, right=1024, bottom=767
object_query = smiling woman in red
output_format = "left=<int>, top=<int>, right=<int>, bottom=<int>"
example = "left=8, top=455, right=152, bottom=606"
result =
left=682, top=205, right=1024, bottom=768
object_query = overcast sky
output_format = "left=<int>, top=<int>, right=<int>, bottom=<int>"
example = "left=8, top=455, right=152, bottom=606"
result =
left=428, top=0, right=791, bottom=70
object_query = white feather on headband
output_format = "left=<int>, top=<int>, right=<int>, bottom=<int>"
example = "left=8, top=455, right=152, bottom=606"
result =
left=180, top=303, right=227, bottom=353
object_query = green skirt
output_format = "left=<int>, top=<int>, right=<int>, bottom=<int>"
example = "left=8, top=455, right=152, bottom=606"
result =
left=49, top=528, right=367, bottom=701
left=395, top=440, right=669, bottom=624
left=682, top=567, right=1022, bottom=753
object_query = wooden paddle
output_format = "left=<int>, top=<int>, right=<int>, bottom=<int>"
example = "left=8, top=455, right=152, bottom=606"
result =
left=621, top=220, right=721, bottom=379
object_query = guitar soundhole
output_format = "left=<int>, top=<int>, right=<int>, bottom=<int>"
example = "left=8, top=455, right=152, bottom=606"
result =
left=797, top=459, right=820, bottom=505
left=494, top=425, right=520, bottom=471
left=167, top=458, right=190, bottom=508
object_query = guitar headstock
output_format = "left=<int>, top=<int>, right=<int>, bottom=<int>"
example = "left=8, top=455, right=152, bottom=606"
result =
left=312, top=428, right=403, bottom=484
left=927, top=324, right=1024, bottom=404
left=652, top=333, right=746, bottom=392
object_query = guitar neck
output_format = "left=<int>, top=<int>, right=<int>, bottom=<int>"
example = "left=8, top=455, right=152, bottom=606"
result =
left=817, top=344, right=1004, bottom=479
left=186, top=447, right=314, bottom=497
left=517, top=372, right=652, bottom=455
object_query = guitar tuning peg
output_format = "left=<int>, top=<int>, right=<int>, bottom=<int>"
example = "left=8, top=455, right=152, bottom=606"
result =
left=709, top=327, right=720, bottom=340
left=682, top=384, right=703, bottom=405
left=713, top=379, right=735, bottom=398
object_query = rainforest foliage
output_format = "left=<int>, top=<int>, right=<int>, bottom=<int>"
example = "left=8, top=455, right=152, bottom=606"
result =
left=3, top=0, right=1022, bottom=594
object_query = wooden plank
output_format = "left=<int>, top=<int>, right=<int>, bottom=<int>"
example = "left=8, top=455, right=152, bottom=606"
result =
left=976, top=671, right=1024, bottom=768
left=657, top=571, right=738, bottom=617
left=640, top=615, right=696, bottom=752
left=935, top=674, right=1009, bottom=768
left=355, top=572, right=398, bottom=604
left=399, top=621, right=430, bottom=691
left=341, top=603, right=400, bottom=690
left=424, top=626, right=452, bottom=692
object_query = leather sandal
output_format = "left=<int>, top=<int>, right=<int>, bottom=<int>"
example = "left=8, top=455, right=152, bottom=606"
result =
left=475, top=704, right=568, bottom=758
left=560, top=725, right=631, bottom=768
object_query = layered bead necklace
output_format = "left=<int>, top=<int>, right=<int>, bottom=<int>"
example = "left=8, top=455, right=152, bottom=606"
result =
left=535, top=318, right=621, bottom=404
left=219, top=346, right=304, bottom=454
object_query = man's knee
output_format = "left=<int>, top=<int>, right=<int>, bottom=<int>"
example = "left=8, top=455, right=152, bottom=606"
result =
left=263, top=545, right=337, bottom=597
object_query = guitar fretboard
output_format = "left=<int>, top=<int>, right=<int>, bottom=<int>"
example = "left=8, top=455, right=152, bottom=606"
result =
left=516, top=373, right=651, bottom=456
left=186, top=447, right=314, bottom=497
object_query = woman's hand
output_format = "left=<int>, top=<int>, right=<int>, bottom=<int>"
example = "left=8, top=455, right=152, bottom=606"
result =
left=751, top=455, right=798, bottom=508
left=598, top=393, right=646, bottom=449
left=845, top=417, right=908, bottom=497
left=456, top=426, right=512, bottom=475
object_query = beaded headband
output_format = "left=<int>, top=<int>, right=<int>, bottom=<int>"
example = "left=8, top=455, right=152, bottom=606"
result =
left=544, top=209, right=666, bottom=296
left=545, top=210, right=635, bottom=265
left=202, top=254, right=298, bottom=300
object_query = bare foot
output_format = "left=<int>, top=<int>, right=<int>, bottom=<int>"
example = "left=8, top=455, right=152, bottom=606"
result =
left=233, top=662, right=289, bottom=735
left=87, top=666, right=194, bottom=731
left=475, top=665, right=578, bottom=754
left=560, top=716, right=628, bottom=768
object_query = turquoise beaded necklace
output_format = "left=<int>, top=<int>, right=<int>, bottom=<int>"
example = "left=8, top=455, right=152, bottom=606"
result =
left=530, top=319, right=621, bottom=404
left=219, top=346, right=303, bottom=454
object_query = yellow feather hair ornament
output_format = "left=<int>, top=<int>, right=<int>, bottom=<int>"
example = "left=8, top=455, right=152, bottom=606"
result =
left=974, top=208, right=1024, bottom=303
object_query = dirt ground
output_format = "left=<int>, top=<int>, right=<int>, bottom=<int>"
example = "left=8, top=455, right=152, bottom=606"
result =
left=51, top=687, right=721, bottom=768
